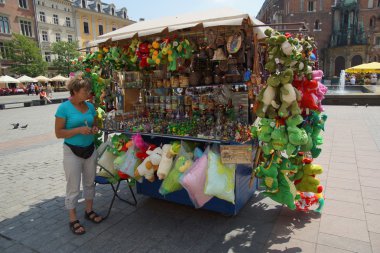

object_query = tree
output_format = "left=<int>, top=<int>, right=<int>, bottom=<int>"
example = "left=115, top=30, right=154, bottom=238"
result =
left=6, top=33, right=47, bottom=76
left=51, top=41, right=81, bottom=76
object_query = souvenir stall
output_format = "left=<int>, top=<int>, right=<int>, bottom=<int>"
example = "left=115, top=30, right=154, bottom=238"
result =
left=83, top=9, right=328, bottom=215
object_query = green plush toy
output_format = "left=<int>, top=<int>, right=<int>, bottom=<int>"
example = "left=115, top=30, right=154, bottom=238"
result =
left=254, top=153, right=281, bottom=193
left=286, top=115, right=308, bottom=146
left=255, top=85, right=278, bottom=118
left=271, top=125, right=288, bottom=151
left=257, top=118, right=276, bottom=143
left=264, top=158, right=298, bottom=210
left=294, top=159, right=323, bottom=193
left=278, top=83, right=302, bottom=118
left=261, top=142, right=274, bottom=156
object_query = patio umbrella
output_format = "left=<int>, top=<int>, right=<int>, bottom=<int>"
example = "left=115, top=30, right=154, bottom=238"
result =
left=0, top=75, right=20, bottom=84
left=34, top=75, right=51, bottom=82
left=50, top=74, right=69, bottom=82
left=345, top=62, right=380, bottom=74
left=17, top=75, right=37, bottom=83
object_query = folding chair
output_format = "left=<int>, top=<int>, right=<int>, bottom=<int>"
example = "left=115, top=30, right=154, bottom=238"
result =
left=95, top=141, right=137, bottom=219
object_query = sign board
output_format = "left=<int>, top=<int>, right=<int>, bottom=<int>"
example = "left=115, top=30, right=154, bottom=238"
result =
left=220, top=145, right=253, bottom=164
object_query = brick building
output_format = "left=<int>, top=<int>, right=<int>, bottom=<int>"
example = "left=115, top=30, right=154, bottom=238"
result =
left=0, top=0, right=38, bottom=74
left=257, top=0, right=380, bottom=78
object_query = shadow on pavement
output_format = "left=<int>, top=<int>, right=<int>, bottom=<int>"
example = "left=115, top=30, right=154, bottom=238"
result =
left=0, top=182, right=317, bottom=253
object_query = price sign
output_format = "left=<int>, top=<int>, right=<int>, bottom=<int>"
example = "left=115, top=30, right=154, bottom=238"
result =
left=220, top=145, right=253, bottom=164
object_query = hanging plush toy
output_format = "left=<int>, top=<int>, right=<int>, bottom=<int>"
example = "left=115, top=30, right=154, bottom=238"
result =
left=295, top=192, right=324, bottom=213
left=137, top=42, right=150, bottom=68
left=294, top=158, right=323, bottom=193
left=254, top=153, right=281, bottom=193
left=157, top=142, right=181, bottom=180
left=135, top=147, right=163, bottom=182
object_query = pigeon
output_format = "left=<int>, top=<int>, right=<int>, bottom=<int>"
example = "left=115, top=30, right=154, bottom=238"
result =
left=21, top=124, right=28, bottom=129
left=11, top=123, right=19, bottom=129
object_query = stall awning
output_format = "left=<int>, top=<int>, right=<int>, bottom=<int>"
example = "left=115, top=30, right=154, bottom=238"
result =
left=346, top=62, right=380, bottom=74
left=93, top=8, right=269, bottom=45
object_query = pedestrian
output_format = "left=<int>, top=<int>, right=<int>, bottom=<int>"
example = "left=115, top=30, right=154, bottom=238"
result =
left=370, top=73, right=377, bottom=85
left=350, top=75, right=356, bottom=85
left=35, top=85, right=39, bottom=95
left=39, top=89, right=51, bottom=103
left=30, top=83, right=35, bottom=95
left=54, top=75, right=103, bottom=235
left=46, top=84, right=53, bottom=98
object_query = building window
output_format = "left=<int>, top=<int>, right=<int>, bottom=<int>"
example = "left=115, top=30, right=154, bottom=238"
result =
left=111, top=8, right=114, bottom=15
left=51, top=4, right=54, bottom=8
left=308, top=1, right=315, bottom=12
left=97, top=4, right=101, bottom=12
left=68, top=34, right=73, bottom=42
left=20, top=20, right=32, bottom=37
left=376, top=36, right=380, bottom=45
left=83, top=22, right=89, bottom=34
left=82, top=0, right=86, bottom=8
left=319, top=0, right=323, bottom=10
left=66, top=17, right=71, bottom=27
left=370, top=16, right=376, bottom=28
left=98, top=24, right=103, bottom=35
left=112, top=27, right=116, bottom=31
left=300, top=0, right=304, bottom=11
left=39, top=12, right=46, bottom=22
left=314, top=20, right=321, bottom=30
left=0, top=42, right=8, bottom=59
left=56, top=33, right=61, bottom=42
left=37, top=1, right=40, bottom=4
left=0, top=16, right=10, bottom=34
left=53, top=14, right=58, bottom=25
left=124, top=11, right=126, bottom=19
left=19, top=0, right=27, bottom=9
left=0, top=0, right=5, bottom=4
left=45, top=52, right=51, bottom=62
left=42, top=31, right=48, bottom=41
left=378, top=0, right=380, bottom=7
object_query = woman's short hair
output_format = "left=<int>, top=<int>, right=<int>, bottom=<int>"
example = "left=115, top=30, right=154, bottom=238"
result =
left=66, top=73, right=92, bottom=96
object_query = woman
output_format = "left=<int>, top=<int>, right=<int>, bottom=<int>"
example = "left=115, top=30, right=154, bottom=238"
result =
left=55, top=75, right=103, bottom=235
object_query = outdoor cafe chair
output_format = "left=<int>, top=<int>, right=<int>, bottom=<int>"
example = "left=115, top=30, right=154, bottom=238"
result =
left=95, top=141, right=137, bottom=219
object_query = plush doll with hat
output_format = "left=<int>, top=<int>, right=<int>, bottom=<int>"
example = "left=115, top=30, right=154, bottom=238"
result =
left=254, top=153, right=281, bottom=193
left=135, top=146, right=163, bottom=182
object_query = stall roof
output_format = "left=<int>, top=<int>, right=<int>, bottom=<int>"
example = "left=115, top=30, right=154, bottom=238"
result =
left=92, top=8, right=268, bottom=45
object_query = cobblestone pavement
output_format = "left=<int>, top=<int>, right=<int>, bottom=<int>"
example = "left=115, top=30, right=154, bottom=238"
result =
left=0, top=105, right=380, bottom=253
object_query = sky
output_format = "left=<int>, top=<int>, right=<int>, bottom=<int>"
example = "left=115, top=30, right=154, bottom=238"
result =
left=102, top=0, right=266, bottom=21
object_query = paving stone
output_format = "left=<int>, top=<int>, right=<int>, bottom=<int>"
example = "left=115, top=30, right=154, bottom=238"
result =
left=358, top=168, right=380, bottom=178
left=366, top=213, right=380, bottom=233
left=370, top=232, right=380, bottom=253
left=357, top=161, right=380, bottom=170
left=265, top=236, right=316, bottom=252
left=327, top=177, right=361, bottom=191
left=329, top=162, right=358, bottom=171
left=360, top=176, right=380, bottom=188
left=330, top=155, right=356, bottom=164
left=319, top=214, right=370, bottom=242
left=316, top=244, right=353, bottom=253
left=328, top=169, right=359, bottom=180
left=322, top=199, right=365, bottom=220
left=324, top=187, right=363, bottom=204
left=363, top=198, right=380, bottom=215
left=362, top=186, right=380, bottom=200
left=318, top=233, right=371, bottom=253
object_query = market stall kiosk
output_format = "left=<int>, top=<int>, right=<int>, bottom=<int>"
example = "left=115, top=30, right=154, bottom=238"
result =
left=90, top=9, right=269, bottom=215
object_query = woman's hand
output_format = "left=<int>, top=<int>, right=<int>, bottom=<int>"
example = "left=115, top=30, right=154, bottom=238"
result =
left=91, top=126, right=99, bottom=134
left=78, top=126, right=92, bottom=135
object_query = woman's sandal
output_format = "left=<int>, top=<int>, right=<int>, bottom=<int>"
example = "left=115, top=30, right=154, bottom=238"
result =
left=69, top=220, right=85, bottom=235
left=84, top=210, right=103, bottom=224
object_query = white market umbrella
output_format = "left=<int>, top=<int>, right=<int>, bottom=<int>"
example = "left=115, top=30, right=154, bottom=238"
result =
left=17, top=75, right=37, bottom=83
left=0, top=75, right=20, bottom=84
left=51, top=74, right=69, bottom=82
left=34, top=75, right=51, bottom=82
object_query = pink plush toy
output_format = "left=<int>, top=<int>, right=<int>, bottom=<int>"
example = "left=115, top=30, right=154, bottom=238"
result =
left=312, top=70, right=328, bottom=112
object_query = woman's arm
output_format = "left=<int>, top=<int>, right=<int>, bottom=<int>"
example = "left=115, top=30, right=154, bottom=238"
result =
left=55, top=117, right=91, bottom=139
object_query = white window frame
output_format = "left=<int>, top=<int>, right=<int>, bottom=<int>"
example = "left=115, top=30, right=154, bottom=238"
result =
left=66, top=17, right=71, bottom=27
left=42, top=31, right=48, bottom=41
left=19, top=20, right=33, bottom=37
left=53, top=14, right=59, bottom=25
left=308, top=1, right=315, bottom=12
left=19, top=0, right=28, bottom=9
left=68, top=34, right=73, bottom=43
left=56, top=33, right=61, bottom=42
left=45, top=51, right=51, bottom=62
left=0, top=15, right=10, bottom=34
left=39, top=12, right=46, bottom=23
left=0, top=0, right=5, bottom=4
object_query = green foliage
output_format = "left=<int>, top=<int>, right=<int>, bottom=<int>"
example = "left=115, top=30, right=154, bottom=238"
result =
left=6, top=34, right=47, bottom=76
left=51, top=41, right=81, bottom=76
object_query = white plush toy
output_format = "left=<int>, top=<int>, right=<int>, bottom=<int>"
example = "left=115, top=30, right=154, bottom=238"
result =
left=157, top=143, right=180, bottom=180
left=135, top=147, right=163, bottom=182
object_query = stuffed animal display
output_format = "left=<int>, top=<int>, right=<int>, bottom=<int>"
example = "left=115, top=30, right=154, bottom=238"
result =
left=252, top=28, right=327, bottom=212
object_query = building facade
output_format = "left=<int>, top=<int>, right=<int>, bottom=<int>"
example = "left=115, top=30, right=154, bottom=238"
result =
left=257, top=0, right=380, bottom=78
left=72, top=0, right=134, bottom=52
left=0, top=0, right=38, bottom=74
left=34, top=0, right=76, bottom=64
